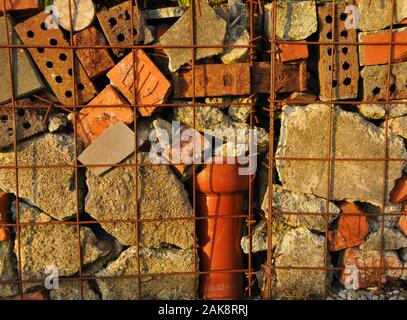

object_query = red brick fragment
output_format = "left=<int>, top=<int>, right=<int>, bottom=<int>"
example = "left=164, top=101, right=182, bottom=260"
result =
left=328, top=202, right=369, bottom=252
left=1, top=291, right=47, bottom=300
left=73, top=26, right=115, bottom=79
left=278, top=42, right=309, bottom=62
left=360, top=31, right=407, bottom=66
left=0, top=191, right=9, bottom=241
left=341, top=248, right=402, bottom=288
left=77, top=85, right=133, bottom=147
left=107, top=50, right=172, bottom=117
left=398, top=205, right=407, bottom=236
left=0, top=0, right=39, bottom=12
left=389, top=176, right=407, bottom=203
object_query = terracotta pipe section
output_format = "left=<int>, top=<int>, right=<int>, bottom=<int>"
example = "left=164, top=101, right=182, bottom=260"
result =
left=196, top=157, right=250, bottom=300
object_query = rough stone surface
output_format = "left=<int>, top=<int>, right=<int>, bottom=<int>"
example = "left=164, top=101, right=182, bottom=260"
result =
left=358, top=102, right=407, bottom=120
left=0, top=133, right=84, bottom=220
left=96, top=246, right=197, bottom=300
left=159, top=0, right=227, bottom=72
left=273, top=227, right=329, bottom=299
left=205, top=96, right=256, bottom=123
left=359, top=0, right=407, bottom=32
left=85, top=153, right=194, bottom=249
left=389, top=116, right=407, bottom=140
left=48, top=112, right=67, bottom=133
left=359, top=228, right=407, bottom=251
left=0, top=239, right=18, bottom=297
left=264, top=1, right=317, bottom=40
left=49, top=280, right=99, bottom=300
left=276, top=104, right=407, bottom=206
left=261, top=184, right=339, bottom=232
left=220, top=29, right=250, bottom=64
left=172, top=105, right=269, bottom=151
left=15, top=202, right=111, bottom=284
left=142, top=6, right=187, bottom=20
left=400, top=248, right=407, bottom=262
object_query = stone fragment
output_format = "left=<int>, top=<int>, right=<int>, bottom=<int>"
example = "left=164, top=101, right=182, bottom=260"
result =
left=0, top=99, right=46, bottom=149
left=389, top=117, right=407, bottom=140
left=97, top=2, right=154, bottom=57
left=15, top=12, right=97, bottom=105
left=318, top=2, right=359, bottom=101
left=340, top=249, right=403, bottom=288
left=0, top=133, right=84, bottom=220
left=52, top=0, right=95, bottom=32
left=49, top=281, right=99, bottom=300
left=328, top=202, right=370, bottom=252
left=0, top=239, right=18, bottom=297
left=48, top=112, right=67, bottom=133
left=78, top=122, right=135, bottom=176
left=96, top=246, right=197, bottom=300
left=390, top=177, right=407, bottom=203
left=358, top=0, right=407, bottom=32
left=73, top=26, right=115, bottom=79
left=214, top=142, right=246, bottom=158
left=361, top=62, right=407, bottom=101
left=107, top=50, right=172, bottom=117
left=172, top=105, right=269, bottom=152
left=220, top=29, right=250, bottom=65
left=159, top=0, right=227, bottom=72
left=264, top=1, right=317, bottom=40
left=359, top=27, right=407, bottom=66
left=276, top=104, right=407, bottom=206
left=0, top=192, right=9, bottom=241
left=278, top=42, right=308, bottom=62
left=142, top=6, right=188, bottom=20
left=76, top=85, right=133, bottom=147
left=358, top=102, right=407, bottom=120
left=261, top=184, right=339, bottom=232
left=205, top=96, right=256, bottom=123
left=361, top=202, right=404, bottom=231
left=401, top=247, right=407, bottom=261
left=15, top=202, right=111, bottom=285
left=0, top=15, right=44, bottom=104
left=85, top=153, right=194, bottom=249
left=274, top=227, right=329, bottom=299
left=359, top=227, right=407, bottom=251
left=0, top=0, right=39, bottom=12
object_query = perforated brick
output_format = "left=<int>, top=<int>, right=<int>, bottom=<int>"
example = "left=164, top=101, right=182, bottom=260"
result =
left=317, top=2, right=360, bottom=101
left=73, top=26, right=115, bottom=79
left=107, top=50, right=172, bottom=117
left=15, top=12, right=97, bottom=105
left=0, top=99, right=46, bottom=148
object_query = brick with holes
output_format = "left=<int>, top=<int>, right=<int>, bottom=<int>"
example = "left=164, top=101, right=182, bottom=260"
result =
left=317, top=2, right=359, bottom=101
left=0, top=0, right=39, bottom=12
left=77, top=85, right=133, bottom=147
left=15, top=12, right=97, bottom=105
left=107, top=50, right=172, bottom=117
left=97, top=2, right=154, bottom=58
left=361, top=62, right=407, bottom=101
left=73, top=26, right=115, bottom=79
left=0, top=99, right=46, bottom=148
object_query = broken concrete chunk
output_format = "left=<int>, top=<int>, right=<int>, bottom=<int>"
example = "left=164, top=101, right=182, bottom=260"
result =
left=274, top=227, right=329, bottom=299
left=389, top=116, right=407, bottom=140
left=220, top=28, right=250, bottom=65
left=48, top=112, right=67, bottom=133
left=261, top=184, right=339, bottom=232
left=276, top=104, right=407, bottom=206
left=0, top=15, right=44, bottom=104
left=159, top=0, right=227, bottom=72
left=85, top=153, right=194, bottom=249
left=359, top=228, right=407, bottom=251
left=78, top=122, right=135, bottom=177
left=264, top=1, right=317, bottom=40
left=15, top=202, right=111, bottom=286
left=49, top=280, right=99, bottom=300
left=142, top=6, right=188, bottom=20
left=107, top=50, right=172, bottom=117
left=0, top=99, right=46, bottom=149
left=358, top=102, right=407, bottom=120
left=0, top=133, right=84, bottom=220
left=206, top=96, right=255, bottom=123
left=52, top=0, right=95, bottom=32
left=0, top=239, right=18, bottom=297
left=96, top=246, right=197, bottom=300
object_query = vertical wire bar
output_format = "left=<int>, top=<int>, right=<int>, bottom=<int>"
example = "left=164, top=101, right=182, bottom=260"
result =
left=130, top=0, right=143, bottom=299
left=67, top=0, right=85, bottom=299
left=378, top=0, right=396, bottom=300
left=3, top=1, right=24, bottom=298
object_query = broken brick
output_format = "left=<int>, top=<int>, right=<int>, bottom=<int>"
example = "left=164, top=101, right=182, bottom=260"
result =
left=341, top=248, right=403, bottom=288
left=0, top=99, right=46, bottom=148
left=77, top=85, right=133, bottom=147
left=317, top=2, right=360, bottom=101
left=0, top=0, right=39, bottom=12
left=278, top=42, right=309, bottom=62
left=15, top=12, right=97, bottom=105
left=390, top=176, right=407, bottom=203
left=0, top=291, right=47, bottom=300
left=107, top=50, right=172, bottom=117
left=0, top=192, right=8, bottom=241
left=359, top=27, right=407, bottom=66
left=78, top=122, right=135, bottom=176
left=328, top=202, right=369, bottom=252
left=73, top=26, right=115, bottom=79
left=399, top=206, right=407, bottom=236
